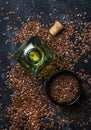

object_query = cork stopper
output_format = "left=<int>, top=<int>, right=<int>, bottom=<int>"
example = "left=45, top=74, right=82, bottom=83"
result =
left=49, top=21, right=64, bottom=36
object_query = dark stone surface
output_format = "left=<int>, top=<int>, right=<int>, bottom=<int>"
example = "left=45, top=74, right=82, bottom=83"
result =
left=0, top=0, right=91, bottom=129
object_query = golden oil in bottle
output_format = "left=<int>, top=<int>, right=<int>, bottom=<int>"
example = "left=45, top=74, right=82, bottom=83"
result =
left=14, top=36, right=58, bottom=81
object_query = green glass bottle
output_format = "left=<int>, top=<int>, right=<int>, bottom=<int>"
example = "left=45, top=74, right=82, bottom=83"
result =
left=14, top=36, right=58, bottom=81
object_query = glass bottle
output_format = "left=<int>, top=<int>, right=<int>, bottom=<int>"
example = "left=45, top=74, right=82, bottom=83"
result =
left=14, top=35, right=58, bottom=81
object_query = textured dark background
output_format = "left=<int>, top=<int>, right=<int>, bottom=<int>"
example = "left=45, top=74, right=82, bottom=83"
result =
left=0, top=0, right=91, bottom=129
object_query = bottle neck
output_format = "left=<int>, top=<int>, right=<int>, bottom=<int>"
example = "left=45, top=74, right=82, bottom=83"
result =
left=36, top=55, right=60, bottom=84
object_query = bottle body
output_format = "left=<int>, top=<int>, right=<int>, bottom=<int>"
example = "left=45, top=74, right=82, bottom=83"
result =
left=14, top=36, right=58, bottom=80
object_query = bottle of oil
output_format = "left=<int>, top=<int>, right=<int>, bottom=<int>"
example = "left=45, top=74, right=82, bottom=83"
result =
left=14, top=35, right=58, bottom=81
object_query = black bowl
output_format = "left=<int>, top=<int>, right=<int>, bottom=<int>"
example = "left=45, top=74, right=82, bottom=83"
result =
left=46, top=70, right=82, bottom=107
